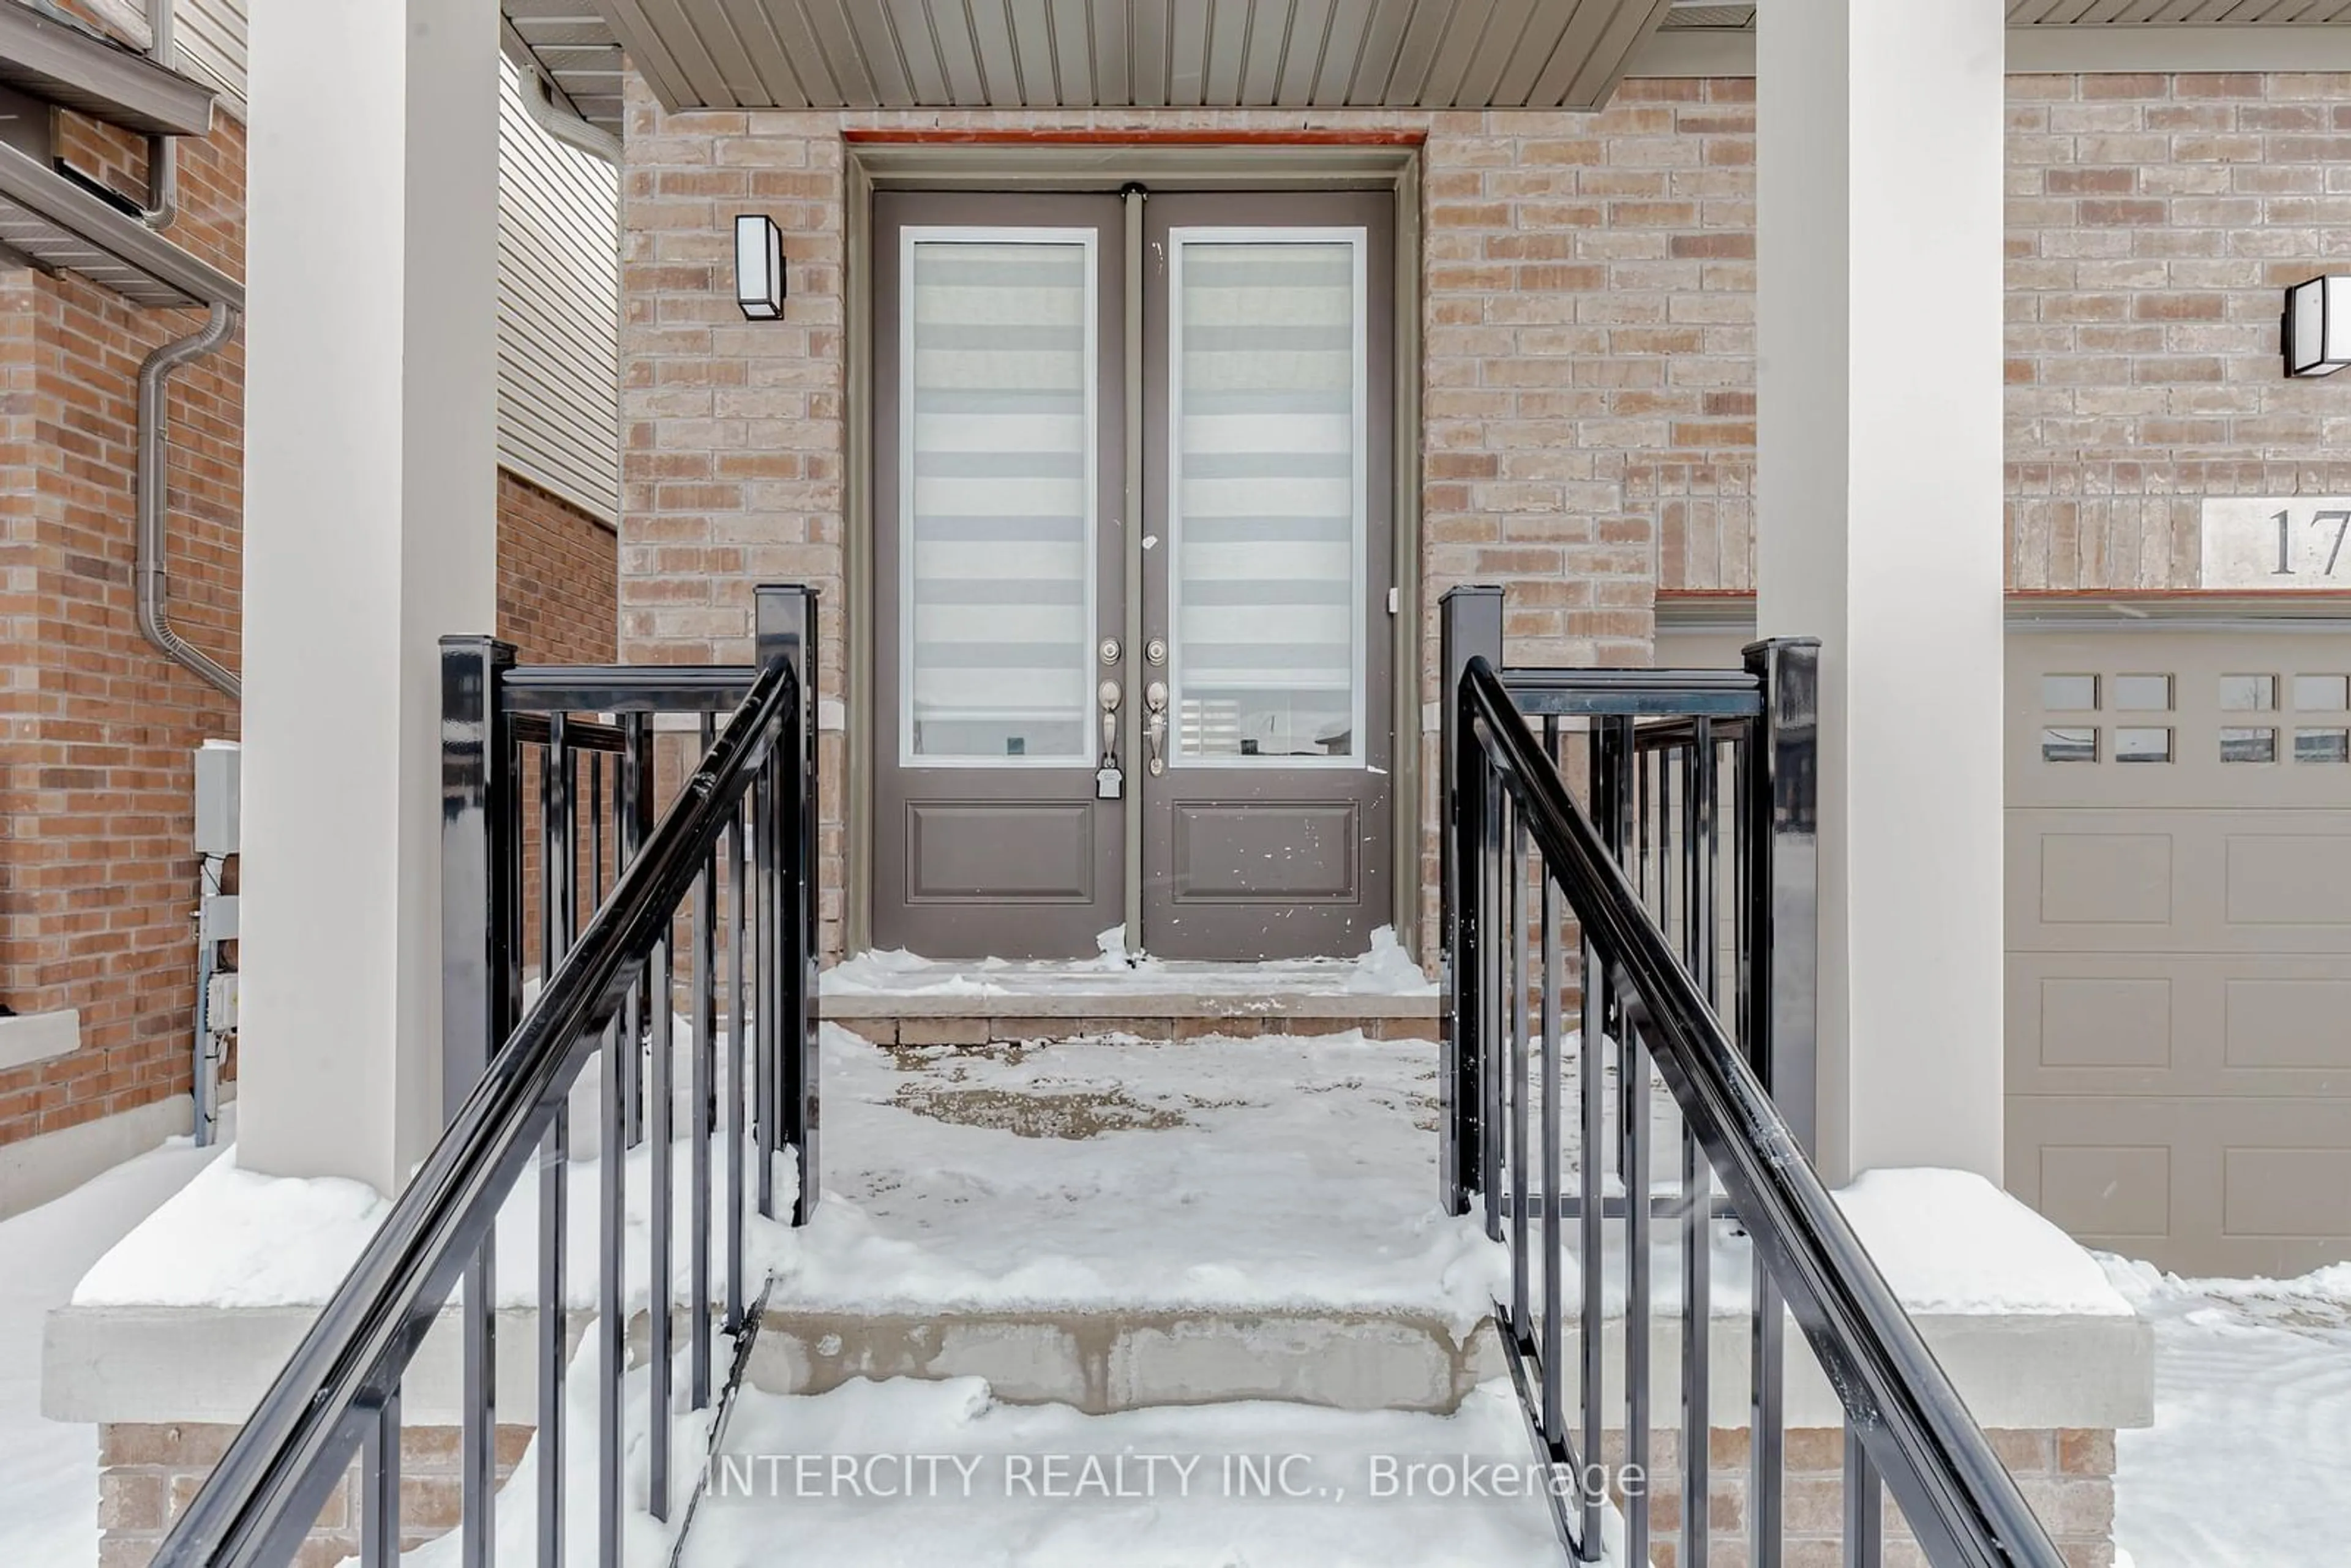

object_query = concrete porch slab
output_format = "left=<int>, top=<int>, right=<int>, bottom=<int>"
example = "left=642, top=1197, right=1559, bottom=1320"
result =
left=817, top=942, right=1441, bottom=1043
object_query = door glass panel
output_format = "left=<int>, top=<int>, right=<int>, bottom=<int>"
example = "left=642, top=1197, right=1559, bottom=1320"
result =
left=900, top=230, right=1095, bottom=763
left=1168, top=231, right=1365, bottom=764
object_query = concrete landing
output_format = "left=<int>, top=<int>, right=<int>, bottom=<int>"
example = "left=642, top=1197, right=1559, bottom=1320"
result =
left=817, top=940, right=1441, bottom=1045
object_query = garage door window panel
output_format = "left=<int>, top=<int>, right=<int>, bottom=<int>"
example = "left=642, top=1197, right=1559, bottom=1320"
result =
left=2043, top=727, right=2099, bottom=764
left=2295, top=674, right=2350, bottom=713
left=2043, top=673, right=2098, bottom=710
left=2297, top=729, right=2350, bottom=765
left=2113, top=674, right=2173, bottom=711
left=2221, top=675, right=2278, bottom=712
left=2221, top=727, right=2279, bottom=765
left=2116, top=727, right=2173, bottom=765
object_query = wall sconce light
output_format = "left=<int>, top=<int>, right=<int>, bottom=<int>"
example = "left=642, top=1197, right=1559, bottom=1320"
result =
left=2284, top=275, right=2350, bottom=378
left=735, top=213, right=785, bottom=320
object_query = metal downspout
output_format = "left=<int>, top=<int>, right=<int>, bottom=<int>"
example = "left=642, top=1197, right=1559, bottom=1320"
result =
left=137, top=301, right=238, bottom=697
left=135, top=0, right=177, bottom=227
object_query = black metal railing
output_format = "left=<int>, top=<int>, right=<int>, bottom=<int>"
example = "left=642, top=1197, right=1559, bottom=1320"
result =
left=152, top=585, right=822, bottom=1568
left=1439, top=586, right=2060, bottom=1568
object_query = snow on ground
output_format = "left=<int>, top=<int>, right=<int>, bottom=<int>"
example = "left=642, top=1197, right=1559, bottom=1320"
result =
left=2103, top=1255, right=2351, bottom=1568
left=679, top=1376, right=1567, bottom=1568
left=24, top=1029, right=2351, bottom=1567
left=0, top=1127, right=227, bottom=1567
left=1835, top=1170, right=2132, bottom=1317
left=75, top=1024, right=798, bottom=1313
left=67, top=1029, right=2130, bottom=1332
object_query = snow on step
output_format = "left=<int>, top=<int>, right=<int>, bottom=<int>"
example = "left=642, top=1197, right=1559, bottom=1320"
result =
left=819, top=926, right=1438, bottom=1003
left=766, top=1026, right=1501, bottom=1330
left=678, top=1376, right=1565, bottom=1568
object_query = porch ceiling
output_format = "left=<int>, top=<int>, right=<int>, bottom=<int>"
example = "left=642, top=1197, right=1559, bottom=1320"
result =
left=576, top=0, right=1681, bottom=114
left=500, top=0, right=2351, bottom=137
left=1659, top=1, right=2351, bottom=23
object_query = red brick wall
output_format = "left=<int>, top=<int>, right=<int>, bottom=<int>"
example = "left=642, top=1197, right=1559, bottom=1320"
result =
left=497, top=468, right=618, bottom=664
left=497, top=470, right=620, bottom=981
left=0, top=116, right=247, bottom=1149
left=0, top=122, right=619, bottom=1152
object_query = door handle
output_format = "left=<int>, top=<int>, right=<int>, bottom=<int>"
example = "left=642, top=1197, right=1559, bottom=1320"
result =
left=1098, top=680, right=1122, bottom=760
left=1144, top=681, right=1168, bottom=776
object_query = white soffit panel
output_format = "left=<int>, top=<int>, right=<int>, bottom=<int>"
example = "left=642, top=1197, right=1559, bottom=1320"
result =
left=585, top=0, right=1682, bottom=112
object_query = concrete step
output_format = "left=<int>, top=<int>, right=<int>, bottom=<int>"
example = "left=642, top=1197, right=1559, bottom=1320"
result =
left=744, top=1305, right=1504, bottom=1416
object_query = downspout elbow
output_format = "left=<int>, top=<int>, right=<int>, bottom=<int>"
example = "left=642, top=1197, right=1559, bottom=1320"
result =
left=138, top=301, right=239, bottom=699
left=136, top=1, right=178, bottom=227
left=136, top=135, right=176, bottom=229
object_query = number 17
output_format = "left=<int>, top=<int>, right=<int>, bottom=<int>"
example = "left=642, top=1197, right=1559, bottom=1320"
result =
left=2273, top=509, right=2351, bottom=576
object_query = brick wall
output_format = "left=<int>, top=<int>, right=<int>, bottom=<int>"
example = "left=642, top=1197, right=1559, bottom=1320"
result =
left=617, top=80, right=1766, bottom=956
left=1655, top=70, right=2351, bottom=593
left=1613, top=1425, right=2116, bottom=1568
left=98, top=1419, right=531, bottom=1568
left=2006, top=71, right=2351, bottom=591
left=615, top=70, right=2351, bottom=959
left=0, top=115, right=247, bottom=1149
left=498, top=468, right=619, bottom=664
left=0, top=123, right=620, bottom=1152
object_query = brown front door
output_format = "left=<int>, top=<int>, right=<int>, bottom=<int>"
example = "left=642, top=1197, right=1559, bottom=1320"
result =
left=872, top=192, right=1127, bottom=959
left=1137, top=192, right=1395, bottom=959
left=871, top=187, right=1395, bottom=961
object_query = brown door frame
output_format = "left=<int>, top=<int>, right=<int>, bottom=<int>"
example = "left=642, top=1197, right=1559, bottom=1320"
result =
left=844, top=138, right=1425, bottom=958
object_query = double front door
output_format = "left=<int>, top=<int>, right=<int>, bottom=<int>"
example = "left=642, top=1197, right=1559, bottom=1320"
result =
left=873, top=187, right=1395, bottom=960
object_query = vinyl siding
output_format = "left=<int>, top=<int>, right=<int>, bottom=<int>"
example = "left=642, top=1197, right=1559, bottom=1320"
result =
left=498, top=54, right=620, bottom=525
left=174, top=0, right=247, bottom=117
left=156, top=10, right=620, bottom=524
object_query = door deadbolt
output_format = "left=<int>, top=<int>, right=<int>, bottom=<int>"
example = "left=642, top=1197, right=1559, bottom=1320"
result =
left=1099, top=638, right=1122, bottom=665
left=1144, top=638, right=1168, bottom=667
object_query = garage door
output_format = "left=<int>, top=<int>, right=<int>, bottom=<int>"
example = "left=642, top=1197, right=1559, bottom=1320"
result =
left=1660, top=620, right=2351, bottom=1276
left=2008, top=629, right=2351, bottom=1278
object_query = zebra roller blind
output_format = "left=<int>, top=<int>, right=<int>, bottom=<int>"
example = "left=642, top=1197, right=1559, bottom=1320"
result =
left=1168, top=231, right=1367, bottom=764
left=900, top=230, right=1098, bottom=765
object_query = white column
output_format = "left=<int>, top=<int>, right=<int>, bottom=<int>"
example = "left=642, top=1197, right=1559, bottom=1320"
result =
left=237, top=0, right=500, bottom=1188
left=1757, top=2, right=2007, bottom=1184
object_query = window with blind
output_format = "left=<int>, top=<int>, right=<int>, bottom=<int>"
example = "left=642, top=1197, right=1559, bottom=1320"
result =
left=1166, top=230, right=1368, bottom=765
left=898, top=230, right=1098, bottom=765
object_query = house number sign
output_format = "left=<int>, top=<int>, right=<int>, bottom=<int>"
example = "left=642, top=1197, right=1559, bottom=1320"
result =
left=2201, top=498, right=2351, bottom=589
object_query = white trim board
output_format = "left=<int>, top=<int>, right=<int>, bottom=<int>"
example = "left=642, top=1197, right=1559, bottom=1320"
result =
left=1625, top=24, right=2351, bottom=78
left=0, top=1007, right=77, bottom=1073
left=1657, top=595, right=2351, bottom=635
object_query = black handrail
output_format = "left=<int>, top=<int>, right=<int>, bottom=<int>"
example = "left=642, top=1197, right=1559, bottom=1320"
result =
left=1459, top=656, right=2060, bottom=1568
left=154, top=654, right=801, bottom=1568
